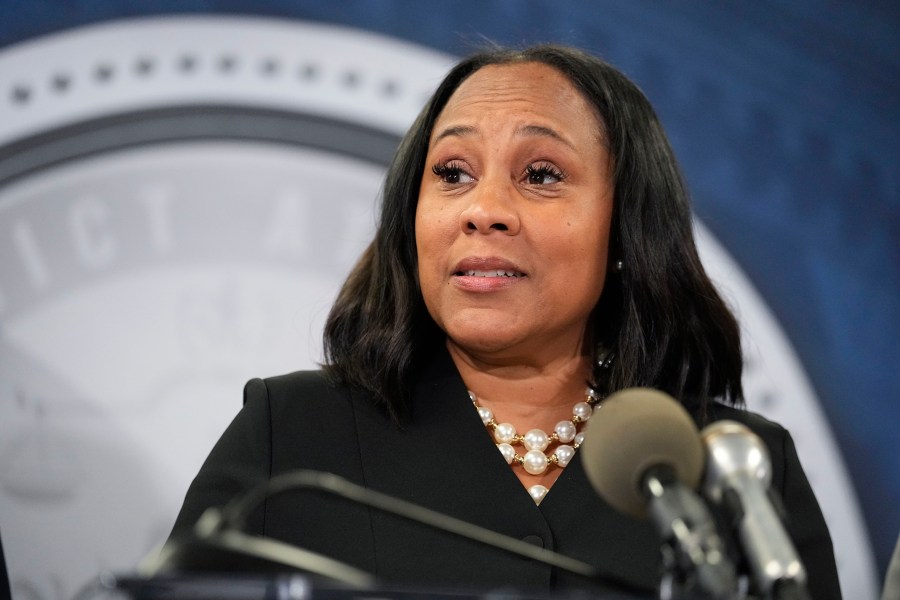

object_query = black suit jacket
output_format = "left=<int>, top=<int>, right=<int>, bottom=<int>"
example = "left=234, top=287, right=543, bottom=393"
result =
left=171, top=348, right=841, bottom=598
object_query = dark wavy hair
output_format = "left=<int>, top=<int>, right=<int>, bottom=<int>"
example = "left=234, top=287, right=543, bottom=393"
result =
left=324, top=44, right=743, bottom=417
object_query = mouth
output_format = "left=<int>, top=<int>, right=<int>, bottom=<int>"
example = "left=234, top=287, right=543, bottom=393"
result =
left=455, top=269, right=526, bottom=278
left=452, top=257, right=528, bottom=279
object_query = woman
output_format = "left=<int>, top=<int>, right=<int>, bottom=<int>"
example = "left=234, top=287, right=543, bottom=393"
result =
left=169, top=45, right=840, bottom=598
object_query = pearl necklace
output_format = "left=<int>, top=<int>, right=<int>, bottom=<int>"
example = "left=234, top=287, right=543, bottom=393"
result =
left=469, top=387, right=602, bottom=505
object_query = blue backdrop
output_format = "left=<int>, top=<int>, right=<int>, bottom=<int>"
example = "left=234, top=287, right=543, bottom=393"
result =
left=2, top=0, right=898, bottom=582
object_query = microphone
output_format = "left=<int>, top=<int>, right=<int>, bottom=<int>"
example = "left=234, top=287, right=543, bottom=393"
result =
left=580, top=388, right=737, bottom=599
left=701, top=421, right=809, bottom=600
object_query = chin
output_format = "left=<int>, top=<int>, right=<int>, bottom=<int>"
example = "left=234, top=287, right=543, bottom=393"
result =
left=446, top=329, right=527, bottom=357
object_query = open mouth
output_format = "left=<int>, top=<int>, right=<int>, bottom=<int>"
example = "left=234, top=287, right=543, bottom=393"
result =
left=456, top=270, right=526, bottom=278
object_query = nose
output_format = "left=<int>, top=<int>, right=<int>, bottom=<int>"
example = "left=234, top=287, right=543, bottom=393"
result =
left=459, top=177, right=521, bottom=235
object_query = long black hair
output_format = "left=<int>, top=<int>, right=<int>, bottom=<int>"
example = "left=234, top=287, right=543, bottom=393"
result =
left=323, top=44, right=743, bottom=417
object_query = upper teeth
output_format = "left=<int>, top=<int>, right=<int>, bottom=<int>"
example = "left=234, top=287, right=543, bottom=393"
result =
left=464, top=270, right=521, bottom=277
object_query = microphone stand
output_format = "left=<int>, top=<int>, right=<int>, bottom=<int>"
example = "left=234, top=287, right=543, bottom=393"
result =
left=219, top=470, right=596, bottom=577
left=150, top=470, right=650, bottom=598
left=642, top=466, right=738, bottom=600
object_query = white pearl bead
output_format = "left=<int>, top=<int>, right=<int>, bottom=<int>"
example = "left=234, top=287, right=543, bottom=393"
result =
left=554, top=420, right=576, bottom=443
left=494, top=422, right=517, bottom=444
left=497, top=443, right=516, bottom=464
left=468, top=391, right=477, bottom=403
left=555, top=444, right=575, bottom=467
left=573, top=401, right=593, bottom=421
left=529, top=485, right=549, bottom=505
left=523, top=450, right=549, bottom=475
left=574, top=432, right=585, bottom=446
left=477, top=406, right=493, bottom=424
left=523, top=428, right=549, bottom=452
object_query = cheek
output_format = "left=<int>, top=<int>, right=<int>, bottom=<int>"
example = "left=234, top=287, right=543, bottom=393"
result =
left=415, top=204, right=449, bottom=287
left=415, top=213, right=448, bottom=327
left=557, top=211, right=611, bottom=296
left=416, top=200, right=452, bottom=252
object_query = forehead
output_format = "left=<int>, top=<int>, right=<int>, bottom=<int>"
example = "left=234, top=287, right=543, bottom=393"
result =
left=433, top=61, right=603, bottom=135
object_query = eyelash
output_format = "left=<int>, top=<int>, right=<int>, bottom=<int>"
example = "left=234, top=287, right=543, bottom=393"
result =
left=430, top=161, right=566, bottom=185
left=431, top=161, right=468, bottom=184
left=525, top=162, right=566, bottom=184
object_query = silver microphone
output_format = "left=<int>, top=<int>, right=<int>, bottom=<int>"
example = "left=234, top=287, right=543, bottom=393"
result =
left=701, top=420, right=808, bottom=599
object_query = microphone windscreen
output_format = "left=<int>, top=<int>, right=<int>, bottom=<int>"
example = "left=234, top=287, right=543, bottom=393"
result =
left=580, top=387, right=704, bottom=518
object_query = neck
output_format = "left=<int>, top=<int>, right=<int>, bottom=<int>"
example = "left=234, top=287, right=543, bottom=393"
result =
left=447, top=339, right=592, bottom=430
left=449, top=339, right=601, bottom=503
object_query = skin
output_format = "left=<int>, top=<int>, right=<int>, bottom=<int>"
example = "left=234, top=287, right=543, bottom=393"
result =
left=415, top=62, right=615, bottom=493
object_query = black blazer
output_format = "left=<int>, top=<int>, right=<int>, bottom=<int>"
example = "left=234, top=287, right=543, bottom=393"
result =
left=171, top=348, right=841, bottom=598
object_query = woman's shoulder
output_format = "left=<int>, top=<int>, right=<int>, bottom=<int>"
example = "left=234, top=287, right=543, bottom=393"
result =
left=250, top=369, right=336, bottom=393
left=243, top=369, right=389, bottom=423
left=704, top=401, right=785, bottom=432
left=242, top=369, right=353, bottom=412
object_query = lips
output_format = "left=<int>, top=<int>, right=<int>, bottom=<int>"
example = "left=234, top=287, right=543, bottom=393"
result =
left=452, top=257, right=527, bottom=278
left=459, top=269, right=524, bottom=278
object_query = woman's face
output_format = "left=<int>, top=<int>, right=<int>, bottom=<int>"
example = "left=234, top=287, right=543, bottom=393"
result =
left=415, top=61, right=615, bottom=363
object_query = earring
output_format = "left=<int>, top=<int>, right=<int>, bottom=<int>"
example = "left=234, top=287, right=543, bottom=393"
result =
left=612, top=259, right=624, bottom=273
left=596, top=346, right=615, bottom=370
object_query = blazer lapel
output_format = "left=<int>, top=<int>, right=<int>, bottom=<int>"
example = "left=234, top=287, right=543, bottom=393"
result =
left=351, top=348, right=555, bottom=589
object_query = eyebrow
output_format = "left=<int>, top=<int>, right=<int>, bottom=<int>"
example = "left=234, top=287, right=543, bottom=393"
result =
left=432, top=124, right=576, bottom=151
left=517, top=124, right=575, bottom=150
left=433, top=125, right=477, bottom=143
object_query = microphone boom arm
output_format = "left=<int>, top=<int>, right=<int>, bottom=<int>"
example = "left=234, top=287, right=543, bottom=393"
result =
left=220, top=470, right=600, bottom=579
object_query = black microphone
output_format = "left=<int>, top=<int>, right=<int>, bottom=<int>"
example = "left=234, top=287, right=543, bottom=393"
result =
left=580, top=388, right=738, bottom=599
left=701, top=421, right=810, bottom=600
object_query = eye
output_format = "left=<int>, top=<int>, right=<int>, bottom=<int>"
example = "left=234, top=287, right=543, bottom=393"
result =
left=525, top=162, right=566, bottom=185
left=431, top=161, right=474, bottom=185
